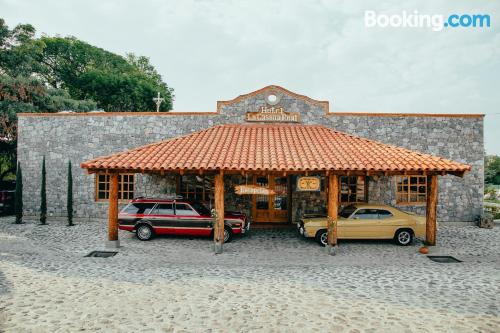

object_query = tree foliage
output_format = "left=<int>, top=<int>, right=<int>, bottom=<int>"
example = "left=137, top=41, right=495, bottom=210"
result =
left=0, top=75, right=97, bottom=181
left=34, top=36, right=173, bottom=111
left=485, top=155, right=500, bottom=185
left=0, top=18, right=174, bottom=180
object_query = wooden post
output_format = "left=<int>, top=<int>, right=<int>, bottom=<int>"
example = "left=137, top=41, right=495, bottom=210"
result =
left=326, top=174, right=339, bottom=255
left=214, top=171, right=225, bottom=254
left=426, top=175, right=438, bottom=246
left=107, top=172, right=119, bottom=248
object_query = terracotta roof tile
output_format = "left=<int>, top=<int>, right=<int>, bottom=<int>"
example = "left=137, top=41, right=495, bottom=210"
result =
left=81, top=124, right=471, bottom=175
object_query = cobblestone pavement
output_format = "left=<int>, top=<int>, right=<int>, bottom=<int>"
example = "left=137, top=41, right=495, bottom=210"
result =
left=0, top=217, right=498, bottom=332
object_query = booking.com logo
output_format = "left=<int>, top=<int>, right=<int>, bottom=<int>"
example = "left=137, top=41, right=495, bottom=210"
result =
left=365, top=11, right=491, bottom=31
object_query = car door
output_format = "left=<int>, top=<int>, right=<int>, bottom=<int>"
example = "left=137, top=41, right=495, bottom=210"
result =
left=174, top=203, right=211, bottom=236
left=341, top=209, right=382, bottom=239
left=337, top=205, right=357, bottom=239
left=375, top=209, right=398, bottom=239
left=119, top=202, right=156, bottom=229
left=149, top=203, right=175, bottom=235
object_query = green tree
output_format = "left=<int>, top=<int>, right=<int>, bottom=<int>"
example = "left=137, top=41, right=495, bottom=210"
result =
left=37, top=36, right=173, bottom=111
left=1, top=18, right=174, bottom=180
left=0, top=20, right=45, bottom=77
left=0, top=75, right=96, bottom=181
left=40, top=156, right=47, bottom=225
left=485, top=155, right=500, bottom=185
left=14, top=162, right=22, bottom=224
left=67, top=160, right=73, bottom=226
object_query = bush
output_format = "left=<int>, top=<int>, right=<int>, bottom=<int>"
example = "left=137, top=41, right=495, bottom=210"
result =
left=14, top=162, right=23, bottom=224
left=67, top=160, right=73, bottom=226
left=40, top=156, right=47, bottom=225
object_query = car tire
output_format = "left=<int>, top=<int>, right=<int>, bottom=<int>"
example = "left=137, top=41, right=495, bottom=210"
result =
left=136, top=224, right=154, bottom=241
left=223, top=226, right=233, bottom=243
left=394, top=229, right=413, bottom=246
left=315, top=229, right=328, bottom=247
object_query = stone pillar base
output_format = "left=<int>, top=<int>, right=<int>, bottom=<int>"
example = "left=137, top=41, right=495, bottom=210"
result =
left=105, top=240, right=120, bottom=249
left=213, top=243, right=223, bottom=254
left=325, top=244, right=337, bottom=256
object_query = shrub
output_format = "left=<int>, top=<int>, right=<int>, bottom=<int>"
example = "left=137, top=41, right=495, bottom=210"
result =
left=67, top=160, right=73, bottom=226
left=14, top=162, right=23, bottom=224
left=40, top=156, right=47, bottom=225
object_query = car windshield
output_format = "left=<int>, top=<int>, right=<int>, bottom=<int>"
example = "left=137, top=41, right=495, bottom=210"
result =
left=339, top=204, right=357, bottom=218
left=189, top=202, right=211, bottom=216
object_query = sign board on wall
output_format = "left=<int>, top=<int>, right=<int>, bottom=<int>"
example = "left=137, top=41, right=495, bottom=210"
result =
left=246, top=106, right=300, bottom=123
left=234, top=185, right=276, bottom=196
left=296, top=176, right=321, bottom=191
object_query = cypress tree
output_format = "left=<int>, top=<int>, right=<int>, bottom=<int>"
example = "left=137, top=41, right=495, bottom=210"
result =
left=14, top=162, right=23, bottom=224
left=40, top=156, right=47, bottom=225
left=67, top=160, right=73, bottom=226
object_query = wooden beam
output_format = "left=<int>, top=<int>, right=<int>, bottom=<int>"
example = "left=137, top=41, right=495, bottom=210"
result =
left=327, top=174, right=339, bottom=254
left=108, top=173, right=119, bottom=245
left=426, top=175, right=438, bottom=246
left=214, top=170, right=225, bottom=254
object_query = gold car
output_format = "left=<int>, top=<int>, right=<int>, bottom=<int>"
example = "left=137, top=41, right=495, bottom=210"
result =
left=298, top=204, right=426, bottom=246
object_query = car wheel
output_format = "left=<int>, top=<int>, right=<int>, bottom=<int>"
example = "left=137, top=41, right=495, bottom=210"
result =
left=315, top=229, right=328, bottom=247
left=394, top=229, right=413, bottom=246
left=136, top=224, right=154, bottom=241
left=223, top=226, right=233, bottom=243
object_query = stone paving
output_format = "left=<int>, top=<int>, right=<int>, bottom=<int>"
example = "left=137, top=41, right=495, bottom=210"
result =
left=0, top=217, right=498, bottom=332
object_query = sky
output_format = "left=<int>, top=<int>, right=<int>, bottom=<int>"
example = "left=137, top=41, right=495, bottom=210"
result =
left=1, top=0, right=499, bottom=154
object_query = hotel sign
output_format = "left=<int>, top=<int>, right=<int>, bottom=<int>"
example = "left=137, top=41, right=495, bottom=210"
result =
left=297, top=176, right=321, bottom=192
left=246, top=106, right=300, bottom=123
left=235, top=185, right=276, bottom=196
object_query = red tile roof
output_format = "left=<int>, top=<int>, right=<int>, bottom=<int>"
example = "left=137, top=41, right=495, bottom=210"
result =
left=80, top=124, right=471, bottom=175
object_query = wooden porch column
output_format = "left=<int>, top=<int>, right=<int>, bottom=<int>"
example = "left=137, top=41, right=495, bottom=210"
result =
left=426, top=175, right=438, bottom=246
left=214, top=171, right=225, bottom=254
left=107, top=172, right=120, bottom=248
left=326, top=174, right=339, bottom=255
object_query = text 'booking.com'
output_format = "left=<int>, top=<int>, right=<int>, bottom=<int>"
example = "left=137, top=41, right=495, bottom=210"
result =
left=365, top=11, right=491, bottom=31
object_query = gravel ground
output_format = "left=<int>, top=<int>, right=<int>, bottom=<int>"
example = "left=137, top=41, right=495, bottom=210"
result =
left=0, top=216, right=498, bottom=332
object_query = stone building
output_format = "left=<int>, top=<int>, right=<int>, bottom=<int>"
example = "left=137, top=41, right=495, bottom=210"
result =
left=17, top=85, right=483, bottom=223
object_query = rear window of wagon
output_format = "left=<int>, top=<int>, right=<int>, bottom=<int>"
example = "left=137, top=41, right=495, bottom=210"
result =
left=122, top=203, right=155, bottom=215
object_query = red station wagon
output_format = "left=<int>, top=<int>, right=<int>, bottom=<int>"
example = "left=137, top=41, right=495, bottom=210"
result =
left=118, top=197, right=249, bottom=242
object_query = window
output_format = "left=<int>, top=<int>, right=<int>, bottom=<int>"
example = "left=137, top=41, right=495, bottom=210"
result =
left=178, top=175, right=214, bottom=202
left=340, top=204, right=358, bottom=218
left=122, top=202, right=155, bottom=215
left=96, top=173, right=135, bottom=201
left=352, top=209, right=379, bottom=219
left=396, top=176, right=427, bottom=204
left=376, top=210, right=393, bottom=219
left=190, top=202, right=211, bottom=216
left=152, top=203, right=174, bottom=215
left=175, top=203, right=198, bottom=216
left=340, top=176, right=366, bottom=203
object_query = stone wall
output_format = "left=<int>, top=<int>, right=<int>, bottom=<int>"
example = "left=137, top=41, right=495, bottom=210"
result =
left=17, top=86, right=483, bottom=222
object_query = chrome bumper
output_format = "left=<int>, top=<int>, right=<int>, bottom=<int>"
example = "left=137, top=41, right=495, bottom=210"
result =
left=297, top=222, right=307, bottom=237
left=242, top=221, right=251, bottom=234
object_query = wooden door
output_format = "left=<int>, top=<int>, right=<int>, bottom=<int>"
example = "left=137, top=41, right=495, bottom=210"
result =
left=252, top=175, right=289, bottom=223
